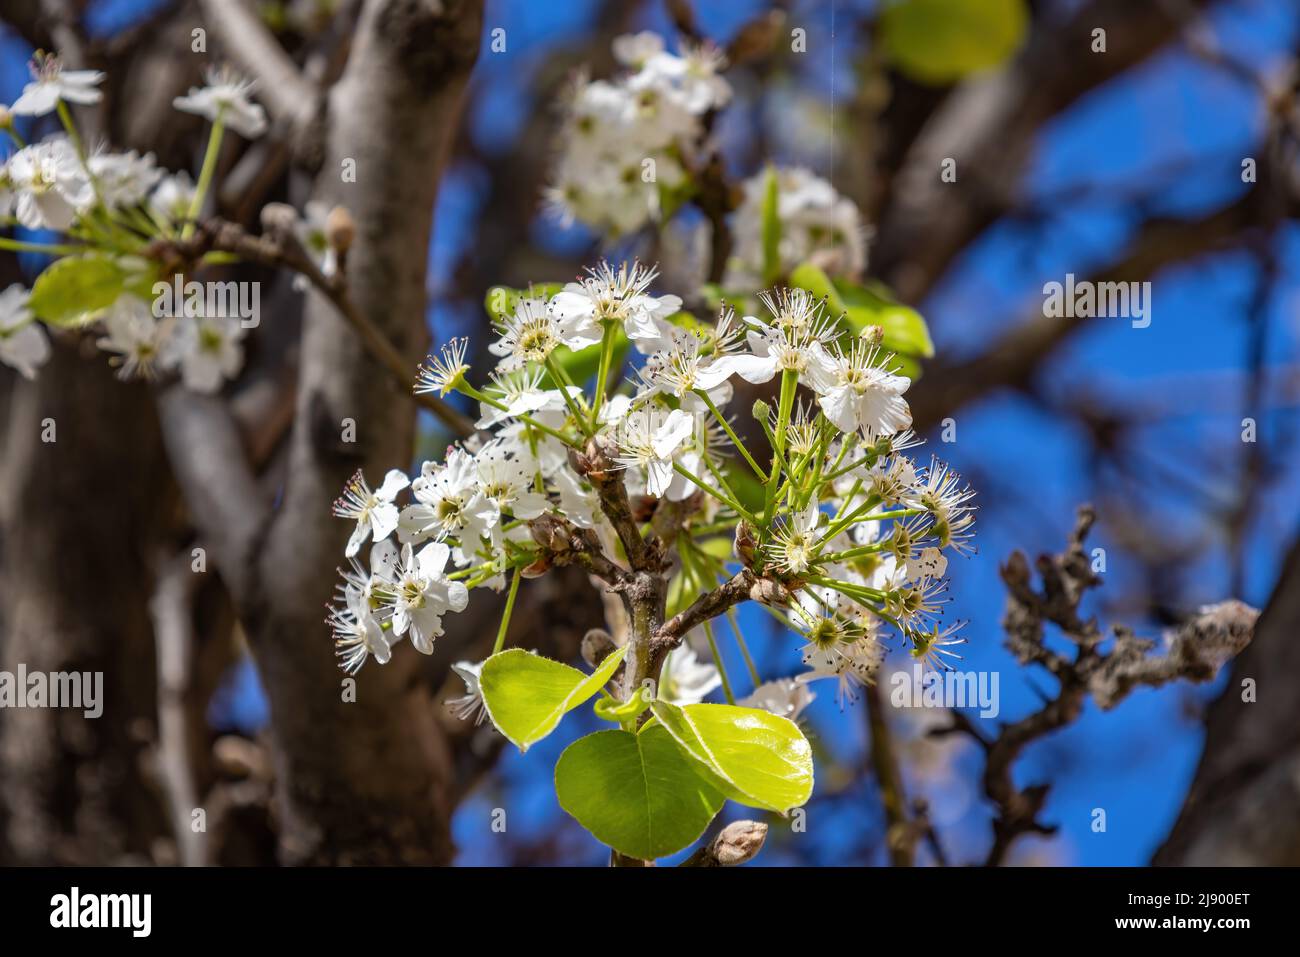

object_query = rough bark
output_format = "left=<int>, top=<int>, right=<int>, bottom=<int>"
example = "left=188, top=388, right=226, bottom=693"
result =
left=1154, top=537, right=1300, bottom=865
left=234, top=0, right=484, bottom=864
left=0, top=342, right=172, bottom=863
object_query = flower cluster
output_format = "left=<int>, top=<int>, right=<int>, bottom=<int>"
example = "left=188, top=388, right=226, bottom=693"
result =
left=545, top=32, right=730, bottom=236
left=0, top=56, right=267, bottom=389
left=329, top=260, right=975, bottom=719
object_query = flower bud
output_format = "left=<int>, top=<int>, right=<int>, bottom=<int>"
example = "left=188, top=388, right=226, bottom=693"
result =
left=581, top=628, right=618, bottom=668
left=751, top=398, right=771, bottom=421
left=326, top=205, right=355, bottom=256
left=520, top=555, right=552, bottom=579
left=260, top=201, right=298, bottom=237
left=734, top=519, right=757, bottom=566
left=709, top=820, right=767, bottom=866
left=860, top=324, right=885, bottom=346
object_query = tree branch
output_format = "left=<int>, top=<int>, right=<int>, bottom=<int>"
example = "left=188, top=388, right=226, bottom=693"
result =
left=937, top=505, right=1258, bottom=865
left=149, top=212, right=474, bottom=436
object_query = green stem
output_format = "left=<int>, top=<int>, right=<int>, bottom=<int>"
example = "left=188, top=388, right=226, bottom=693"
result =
left=696, top=389, right=764, bottom=478
left=0, top=236, right=83, bottom=256
left=589, top=320, right=617, bottom=429
left=56, top=99, right=106, bottom=209
left=807, top=574, right=887, bottom=604
left=726, top=606, right=762, bottom=688
left=545, top=354, right=594, bottom=438
left=491, top=568, right=522, bottom=654
left=461, top=383, right=581, bottom=449
left=818, top=541, right=888, bottom=564
left=701, top=619, right=735, bottom=704
left=183, top=114, right=226, bottom=240
left=672, top=462, right=756, bottom=523
left=763, top=369, right=797, bottom=522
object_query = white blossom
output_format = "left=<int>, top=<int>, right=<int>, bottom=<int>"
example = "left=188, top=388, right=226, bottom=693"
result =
left=161, top=316, right=246, bottom=393
left=96, top=295, right=167, bottom=380
left=0, top=285, right=49, bottom=380
left=739, top=678, right=816, bottom=721
left=333, top=468, right=410, bottom=558
left=806, top=338, right=912, bottom=438
left=727, top=166, right=867, bottom=291
left=385, top=542, right=469, bottom=654
left=660, top=645, right=722, bottom=704
left=10, top=54, right=103, bottom=116
left=5, top=137, right=92, bottom=230
left=173, top=67, right=268, bottom=138
left=613, top=406, right=695, bottom=498
left=89, top=149, right=163, bottom=210
left=549, top=261, right=682, bottom=355
left=400, top=447, right=496, bottom=545
left=447, top=659, right=489, bottom=724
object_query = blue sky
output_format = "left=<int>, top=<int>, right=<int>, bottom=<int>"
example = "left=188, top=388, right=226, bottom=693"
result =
left=3, top=0, right=1296, bottom=866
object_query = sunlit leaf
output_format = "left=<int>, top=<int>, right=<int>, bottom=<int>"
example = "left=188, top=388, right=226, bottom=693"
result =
left=880, top=0, right=1028, bottom=86
left=554, top=727, right=725, bottom=859
left=479, top=645, right=627, bottom=752
left=650, top=700, right=813, bottom=813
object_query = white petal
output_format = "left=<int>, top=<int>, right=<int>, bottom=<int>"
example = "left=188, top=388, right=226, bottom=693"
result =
left=818, top=386, right=857, bottom=433
left=417, top=541, right=452, bottom=578
left=369, top=502, right=400, bottom=542
left=376, top=469, right=410, bottom=501
left=728, top=354, right=778, bottom=385
left=344, top=520, right=370, bottom=558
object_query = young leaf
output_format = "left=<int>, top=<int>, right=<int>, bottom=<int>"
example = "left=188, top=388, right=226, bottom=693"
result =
left=650, top=700, right=814, bottom=813
left=554, top=727, right=725, bottom=860
left=880, top=0, right=1028, bottom=86
left=28, top=255, right=129, bottom=327
left=479, top=645, right=628, bottom=752
left=788, top=261, right=933, bottom=362
left=836, top=279, right=934, bottom=358
left=760, top=165, right=782, bottom=285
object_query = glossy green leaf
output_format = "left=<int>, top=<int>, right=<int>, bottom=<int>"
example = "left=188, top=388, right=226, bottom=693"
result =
left=555, top=727, right=725, bottom=860
left=479, top=645, right=627, bottom=752
left=880, top=0, right=1028, bottom=86
left=789, top=262, right=933, bottom=370
left=836, top=280, right=934, bottom=358
left=650, top=700, right=813, bottom=813
left=29, top=255, right=129, bottom=327
left=726, top=465, right=767, bottom=514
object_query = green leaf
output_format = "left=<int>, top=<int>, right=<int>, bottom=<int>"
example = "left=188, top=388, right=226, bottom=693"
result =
left=554, top=727, right=725, bottom=860
left=788, top=262, right=933, bottom=370
left=760, top=164, right=782, bottom=285
left=836, top=279, right=934, bottom=358
left=727, top=465, right=767, bottom=514
left=479, top=645, right=628, bottom=752
left=29, top=255, right=130, bottom=327
left=880, top=0, right=1029, bottom=86
left=650, top=701, right=814, bottom=813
